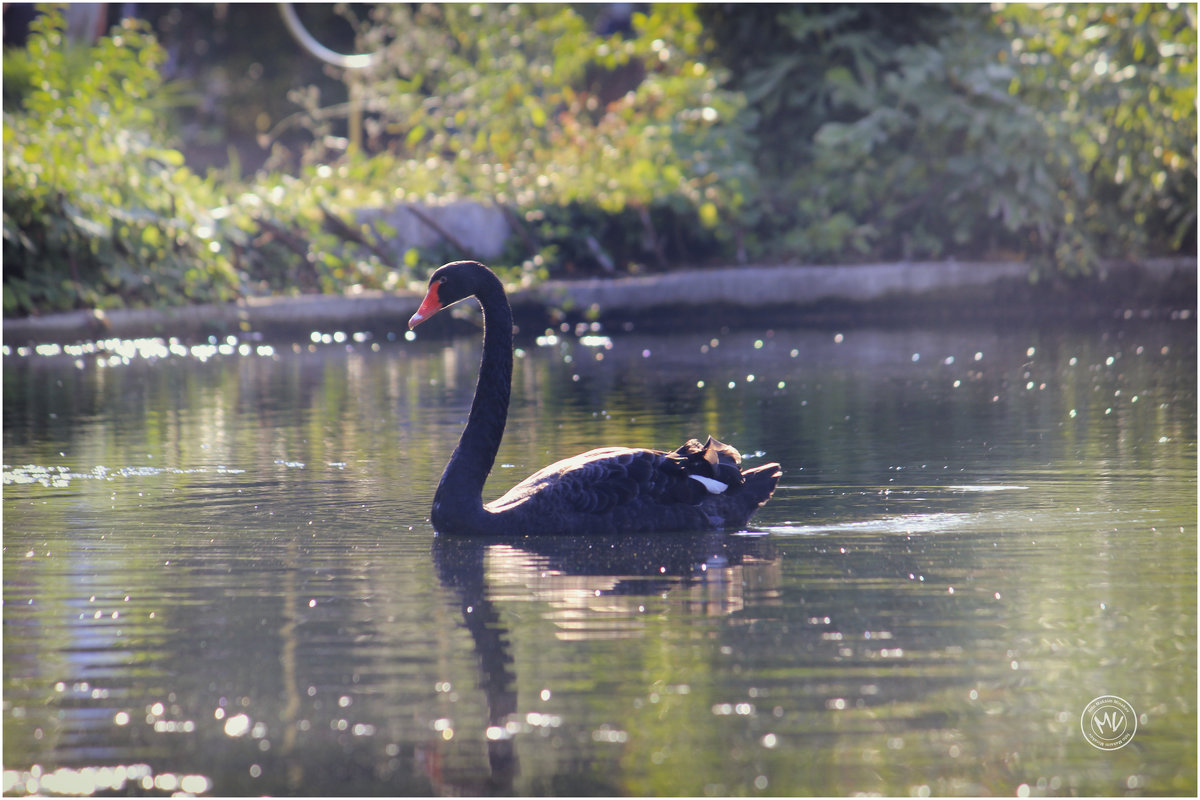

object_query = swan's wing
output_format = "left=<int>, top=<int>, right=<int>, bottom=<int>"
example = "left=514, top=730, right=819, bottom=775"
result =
left=488, top=446, right=707, bottom=515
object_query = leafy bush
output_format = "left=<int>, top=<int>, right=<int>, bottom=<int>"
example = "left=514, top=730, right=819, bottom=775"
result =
left=701, top=3, right=1197, bottom=273
left=2, top=6, right=416, bottom=315
left=4, top=4, right=1192, bottom=317
left=999, top=4, right=1197, bottom=263
left=277, top=3, right=753, bottom=279
left=2, top=8, right=243, bottom=314
left=804, top=8, right=1085, bottom=268
left=233, top=163, right=414, bottom=297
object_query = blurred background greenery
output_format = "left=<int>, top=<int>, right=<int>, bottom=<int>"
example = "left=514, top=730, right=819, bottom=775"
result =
left=3, top=3, right=1195, bottom=316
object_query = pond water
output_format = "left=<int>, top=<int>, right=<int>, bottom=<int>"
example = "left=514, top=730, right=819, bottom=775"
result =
left=3, top=313, right=1195, bottom=796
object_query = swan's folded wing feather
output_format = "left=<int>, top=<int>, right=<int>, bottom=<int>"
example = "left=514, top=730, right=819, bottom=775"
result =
left=560, top=449, right=699, bottom=513
left=488, top=447, right=706, bottom=515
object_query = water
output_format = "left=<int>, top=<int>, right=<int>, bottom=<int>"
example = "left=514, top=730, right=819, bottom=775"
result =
left=3, top=316, right=1195, bottom=796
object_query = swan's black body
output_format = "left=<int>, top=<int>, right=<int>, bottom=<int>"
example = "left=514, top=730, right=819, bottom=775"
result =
left=409, top=261, right=781, bottom=536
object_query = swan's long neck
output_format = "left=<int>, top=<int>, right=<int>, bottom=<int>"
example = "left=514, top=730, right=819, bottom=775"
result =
left=433, top=278, right=513, bottom=524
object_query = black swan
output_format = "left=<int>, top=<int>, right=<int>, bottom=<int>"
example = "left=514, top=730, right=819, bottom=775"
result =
left=408, top=260, right=782, bottom=536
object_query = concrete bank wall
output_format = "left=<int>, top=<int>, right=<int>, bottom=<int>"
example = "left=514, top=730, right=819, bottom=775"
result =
left=4, top=258, right=1195, bottom=346
left=519, top=258, right=1196, bottom=329
left=529, top=260, right=1029, bottom=309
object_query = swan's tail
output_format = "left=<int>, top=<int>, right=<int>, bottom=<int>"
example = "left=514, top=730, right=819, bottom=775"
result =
left=741, top=462, right=782, bottom=504
left=725, top=461, right=781, bottom=527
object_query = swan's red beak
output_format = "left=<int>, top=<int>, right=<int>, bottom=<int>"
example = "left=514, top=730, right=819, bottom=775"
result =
left=408, top=285, right=442, bottom=329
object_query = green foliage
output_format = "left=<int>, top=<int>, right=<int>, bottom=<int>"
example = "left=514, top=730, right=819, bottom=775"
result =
left=999, top=4, right=1197, bottom=264
left=4, top=3, right=1193, bottom=317
left=3, top=6, right=413, bottom=315
left=281, top=3, right=753, bottom=278
left=702, top=3, right=1197, bottom=273
left=698, top=3, right=961, bottom=261
left=233, top=163, right=412, bottom=297
left=804, top=9, right=1079, bottom=267
left=2, top=7, right=242, bottom=314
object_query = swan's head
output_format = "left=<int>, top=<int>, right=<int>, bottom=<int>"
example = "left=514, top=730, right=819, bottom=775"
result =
left=408, top=260, right=493, bottom=329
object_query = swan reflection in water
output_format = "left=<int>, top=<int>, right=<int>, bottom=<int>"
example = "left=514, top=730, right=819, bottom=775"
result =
left=425, top=531, right=779, bottom=795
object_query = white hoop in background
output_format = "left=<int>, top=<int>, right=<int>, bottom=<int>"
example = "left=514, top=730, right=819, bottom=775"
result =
left=278, top=3, right=381, bottom=70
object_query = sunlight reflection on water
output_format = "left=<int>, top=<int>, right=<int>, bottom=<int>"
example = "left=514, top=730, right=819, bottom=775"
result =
left=766, top=512, right=976, bottom=536
left=3, top=318, right=1195, bottom=796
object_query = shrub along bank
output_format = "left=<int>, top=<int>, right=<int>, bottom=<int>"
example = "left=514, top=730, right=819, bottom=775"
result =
left=3, top=4, right=1195, bottom=317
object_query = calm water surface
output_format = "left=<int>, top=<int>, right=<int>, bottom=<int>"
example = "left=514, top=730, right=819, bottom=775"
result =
left=3, top=315, right=1195, bottom=796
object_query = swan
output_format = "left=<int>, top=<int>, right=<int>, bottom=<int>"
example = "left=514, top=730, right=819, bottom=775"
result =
left=408, top=260, right=781, bottom=536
